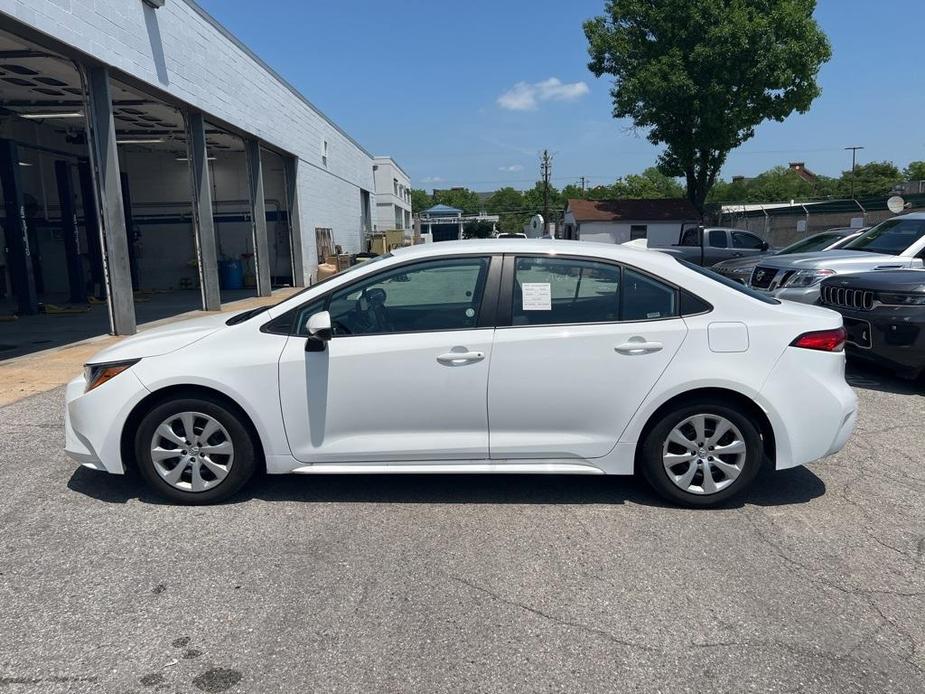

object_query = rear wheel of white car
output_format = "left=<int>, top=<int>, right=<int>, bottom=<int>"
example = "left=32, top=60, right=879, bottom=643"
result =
left=134, top=396, right=256, bottom=504
left=640, top=400, right=763, bottom=507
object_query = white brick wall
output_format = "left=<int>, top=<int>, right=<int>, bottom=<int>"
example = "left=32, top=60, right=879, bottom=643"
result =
left=1, top=0, right=376, bottom=279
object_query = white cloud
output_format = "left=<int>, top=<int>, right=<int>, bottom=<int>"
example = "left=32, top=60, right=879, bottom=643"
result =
left=498, top=164, right=524, bottom=172
left=497, top=77, right=590, bottom=111
left=421, top=176, right=444, bottom=184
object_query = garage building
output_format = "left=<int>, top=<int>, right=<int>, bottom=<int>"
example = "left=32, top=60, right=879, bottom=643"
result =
left=0, top=0, right=376, bottom=357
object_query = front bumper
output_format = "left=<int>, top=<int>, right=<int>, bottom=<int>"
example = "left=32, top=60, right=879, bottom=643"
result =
left=757, top=285, right=822, bottom=304
left=64, top=369, right=150, bottom=474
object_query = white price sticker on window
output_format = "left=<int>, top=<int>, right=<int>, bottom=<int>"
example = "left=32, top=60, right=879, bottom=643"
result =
left=522, top=283, right=552, bottom=311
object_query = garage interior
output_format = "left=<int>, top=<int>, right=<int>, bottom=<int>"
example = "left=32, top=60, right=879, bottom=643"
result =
left=0, top=27, right=301, bottom=360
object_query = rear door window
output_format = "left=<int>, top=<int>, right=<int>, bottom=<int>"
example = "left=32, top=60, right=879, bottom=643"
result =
left=512, top=257, right=621, bottom=326
left=709, top=230, right=728, bottom=248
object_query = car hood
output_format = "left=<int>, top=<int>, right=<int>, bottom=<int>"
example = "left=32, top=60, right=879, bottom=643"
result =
left=87, top=312, right=231, bottom=364
left=753, top=250, right=918, bottom=272
left=822, top=269, right=925, bottom=293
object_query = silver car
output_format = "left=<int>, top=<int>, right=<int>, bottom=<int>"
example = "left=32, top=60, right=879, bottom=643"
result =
left=712, top=228, right=864, bottom=285
left=747, top=214, right=925, bottom=304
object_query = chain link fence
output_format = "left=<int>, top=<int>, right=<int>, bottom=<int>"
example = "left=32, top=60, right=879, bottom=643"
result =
left=713, top=194, right=925, bottom=247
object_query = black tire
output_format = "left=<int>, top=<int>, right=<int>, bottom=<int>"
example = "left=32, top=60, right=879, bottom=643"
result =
left=639, top=398, right=764, bottom=508
left=134, top=396, right=257, bottom=505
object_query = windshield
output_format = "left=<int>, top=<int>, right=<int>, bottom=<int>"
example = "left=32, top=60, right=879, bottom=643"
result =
left=226, top=253, right=392, bottom=324
left=676, top=259, right=781, bottom=304
left=844, top=218, right=925, bottom=255
left=779, top=232, right=841, bottom=255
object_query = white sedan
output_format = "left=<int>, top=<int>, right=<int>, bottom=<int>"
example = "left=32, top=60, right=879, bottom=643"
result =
left=65, top=240, right=857, bottom=507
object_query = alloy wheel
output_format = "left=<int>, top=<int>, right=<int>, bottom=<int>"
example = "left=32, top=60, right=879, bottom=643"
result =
left=149, top=411, right=235, bottom=492
left=662, top=414, right=747, bottom=495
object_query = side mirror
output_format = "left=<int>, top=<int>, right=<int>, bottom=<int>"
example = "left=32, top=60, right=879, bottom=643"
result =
left=760, top=242, right=770, bottom=251
left=305, top=311, right=332, bottom=352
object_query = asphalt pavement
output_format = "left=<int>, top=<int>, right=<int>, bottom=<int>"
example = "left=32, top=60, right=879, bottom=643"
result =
left=0, top=364, right=923, bottom=693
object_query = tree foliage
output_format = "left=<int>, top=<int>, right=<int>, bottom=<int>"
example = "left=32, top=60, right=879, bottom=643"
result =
left=585, top=0, right=832, bottom=214
left=836, top=161, right=902, bottom=199
left=903, top=161, right=925, bottom=181
left=463, top=220, right=495, bottom=239
left=410, top=188, right=432, bottom=214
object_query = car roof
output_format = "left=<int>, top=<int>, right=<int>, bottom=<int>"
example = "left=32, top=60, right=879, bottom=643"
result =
left=392, top=238, right=659, bottom=262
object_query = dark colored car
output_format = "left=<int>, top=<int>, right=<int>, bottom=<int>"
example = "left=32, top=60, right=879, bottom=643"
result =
left=820, top=270, right=925, bottom=379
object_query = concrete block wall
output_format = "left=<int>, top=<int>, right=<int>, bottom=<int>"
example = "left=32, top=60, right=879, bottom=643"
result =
left=1, top=0, right=376, bottom=281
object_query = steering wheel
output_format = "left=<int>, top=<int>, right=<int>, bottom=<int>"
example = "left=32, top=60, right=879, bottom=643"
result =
left=348, top=287, right=393, bottom=334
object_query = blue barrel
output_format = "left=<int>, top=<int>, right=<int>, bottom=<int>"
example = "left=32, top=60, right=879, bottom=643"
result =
left=218, top=259, right=244, bottom=290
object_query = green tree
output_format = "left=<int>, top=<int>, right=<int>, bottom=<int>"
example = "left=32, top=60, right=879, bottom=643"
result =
left=903, top=161, right=925, bottom=181
left=432, top=188, right=483, bottom=214
left=585, top=0, right=831, bottom=215
left=613, top=167, right=684, bottom=198
left=410, top=188, right=432, bottom=214
left=837, top=161, right=902, bottom=199
left=485, top=187, right=527, bottom=233
left=463, top=220, right=495, bottom=239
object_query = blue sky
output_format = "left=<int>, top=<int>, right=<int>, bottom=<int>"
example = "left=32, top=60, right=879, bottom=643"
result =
left=197, top=0, right=925, bottom=191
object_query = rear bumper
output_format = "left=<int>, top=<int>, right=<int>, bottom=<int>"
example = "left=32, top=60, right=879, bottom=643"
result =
left=64, top=370, right=150, bottom=474
left=758, top=348, right=858, bottom=469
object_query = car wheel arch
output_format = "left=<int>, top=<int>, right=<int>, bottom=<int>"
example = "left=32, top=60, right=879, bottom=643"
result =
left=119, top=384, right=266, bottom=473
left=632, top=387, right=776, bottom=471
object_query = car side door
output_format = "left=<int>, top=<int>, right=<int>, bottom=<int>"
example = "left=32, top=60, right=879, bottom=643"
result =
left=486, top=255, right=689, bottom=460
left=276, top=254, right=501, bottom=463
left=705, top=229, right=735, bottom=265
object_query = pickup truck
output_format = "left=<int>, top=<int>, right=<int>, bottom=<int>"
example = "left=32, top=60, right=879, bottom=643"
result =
left=747, top=213, right=925, bottom=304
left=656, top=227, right=771, bottom=266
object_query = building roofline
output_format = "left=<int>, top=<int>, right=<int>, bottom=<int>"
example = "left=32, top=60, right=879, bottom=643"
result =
left=181, top=0, right=373, bottom=159
left=373, top=156, right=411, bottom=181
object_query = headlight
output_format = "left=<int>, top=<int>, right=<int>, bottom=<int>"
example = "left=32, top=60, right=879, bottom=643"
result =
left=83, top=359, right=140, bottom=392
left=877, top=292, right=925, bottom=306
left=781, top=269, right=835, bottom=288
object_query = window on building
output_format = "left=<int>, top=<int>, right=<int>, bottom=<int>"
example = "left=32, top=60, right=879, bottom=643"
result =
left=630, top=224, right=648, bottom=240
left=394, top=179, right=398, bottom=196
left=322, top=139, right=328, bottom=168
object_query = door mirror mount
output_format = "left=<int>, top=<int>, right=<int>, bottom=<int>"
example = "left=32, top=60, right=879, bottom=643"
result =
left=305, top=311, right=332, bottom=352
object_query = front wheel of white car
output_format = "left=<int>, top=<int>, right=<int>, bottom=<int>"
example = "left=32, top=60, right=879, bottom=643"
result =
left=640, top=399, right=764, bottom=507
left=134, top=396, right=257, bottom=504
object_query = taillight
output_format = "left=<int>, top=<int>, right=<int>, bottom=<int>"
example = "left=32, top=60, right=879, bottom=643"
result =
left=790, top=327, right=846, bottom=352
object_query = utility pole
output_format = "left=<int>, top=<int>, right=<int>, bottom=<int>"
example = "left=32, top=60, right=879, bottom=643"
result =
left=540, top=149, right=553, bottom=235
left=579, top=176, right=586, bottom=193
left=845, top=146, right=864, bottom=199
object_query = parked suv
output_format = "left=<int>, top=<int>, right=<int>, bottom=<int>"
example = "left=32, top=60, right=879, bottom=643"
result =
left=713, top=228, right=863, bottom=285
left=820, top=269, right=925, bottom=379
left=748, top=213, right=925, bottom=304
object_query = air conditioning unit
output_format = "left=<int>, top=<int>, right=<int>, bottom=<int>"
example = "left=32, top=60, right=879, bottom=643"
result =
left=143, top=0, right=166, bottom=8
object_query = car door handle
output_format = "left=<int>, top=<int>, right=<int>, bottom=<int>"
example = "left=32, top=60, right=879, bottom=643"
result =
left=614, top=340, right=663, bottom=355
left=436, top=350, right=485, bottom=365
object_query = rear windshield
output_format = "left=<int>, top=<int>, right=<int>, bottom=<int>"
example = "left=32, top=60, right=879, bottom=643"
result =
left=844, top=219, right=925, bottom=255
left=676, top=259, right=781, bottom=305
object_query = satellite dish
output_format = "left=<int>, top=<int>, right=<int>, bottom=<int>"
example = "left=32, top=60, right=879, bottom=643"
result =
left=887, top=196, right=906, bottom=214
left=528, top=214, right=544, bottom=237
